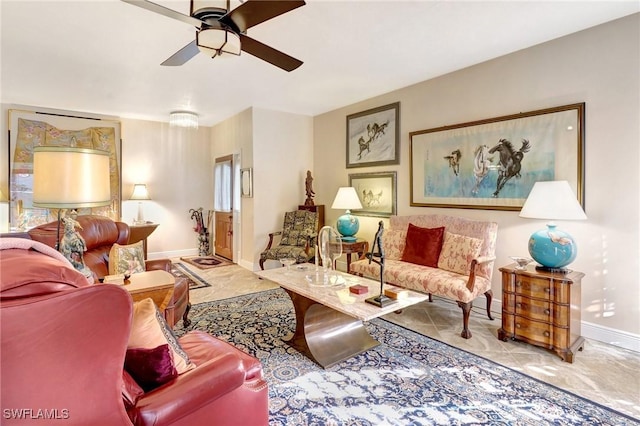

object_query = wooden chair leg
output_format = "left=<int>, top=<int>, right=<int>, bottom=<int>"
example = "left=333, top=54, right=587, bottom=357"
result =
left=484, top=290, right=494, bottom=320
left=457, top=300, right=472, bottom=339
left=182, top=302, right=192, bottom=328
left=259, top=259, right=265, bottom=270
left=428, top=293, right=433, bottom=302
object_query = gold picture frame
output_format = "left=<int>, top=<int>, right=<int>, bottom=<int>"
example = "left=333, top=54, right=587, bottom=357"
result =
left=410, top=103, right=585, bottom=211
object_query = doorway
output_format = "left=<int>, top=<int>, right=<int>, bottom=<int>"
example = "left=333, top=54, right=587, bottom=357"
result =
left=214, top=155, right=233, bottom=260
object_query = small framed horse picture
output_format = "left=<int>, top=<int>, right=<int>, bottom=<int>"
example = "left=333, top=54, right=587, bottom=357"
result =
left=409, top=103, right=585, bottom=211
left=349, top=171, right=397, bottom=218
left=346, top=102, right=400, bottom=168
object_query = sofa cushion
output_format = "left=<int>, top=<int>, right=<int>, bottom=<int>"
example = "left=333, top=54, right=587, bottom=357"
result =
left=401, top=224, right=444, bottom=267
left=437, top=232, right=483, bottom=275
left=129, top=298, right=195, bottom=375
left=350, top=259, right=492, bottom=302
left=125, top=344, right=177, bottom=392
left=382, top=229, right=407, bottom=260
left=109, top=241, right=146, bottom=275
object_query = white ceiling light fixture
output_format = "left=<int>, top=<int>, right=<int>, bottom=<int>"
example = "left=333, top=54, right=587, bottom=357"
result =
left=169, top=111, right=199, bottom=129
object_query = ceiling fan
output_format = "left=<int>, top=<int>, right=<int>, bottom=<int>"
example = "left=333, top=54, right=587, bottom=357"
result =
left=121, top=0, right=305, bottom=71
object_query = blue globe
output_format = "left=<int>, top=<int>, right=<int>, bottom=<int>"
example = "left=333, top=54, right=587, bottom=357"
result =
left=528, top=224, right=577, bottom=269
left=336, top=213, right=359, bottom=241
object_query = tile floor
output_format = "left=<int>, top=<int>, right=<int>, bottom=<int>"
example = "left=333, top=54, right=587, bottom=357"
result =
left=181, top=262, right=640, bottom=420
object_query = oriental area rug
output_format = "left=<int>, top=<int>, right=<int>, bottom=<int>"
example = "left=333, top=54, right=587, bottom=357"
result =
left=174, top=289, right=639, bottom=426
left=179, top=255, right=233, bottom=270
left=171, top=262, right=211, bottom=290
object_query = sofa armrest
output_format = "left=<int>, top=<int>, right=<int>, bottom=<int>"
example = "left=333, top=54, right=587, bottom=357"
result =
left=145, top=259, right=172, bottom=272
left=131, top=352, right=245, bottom=426
left=465, top=256, right=496, bottom=291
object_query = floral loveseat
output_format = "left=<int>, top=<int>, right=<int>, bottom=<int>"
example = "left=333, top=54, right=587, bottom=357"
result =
left=350, top=214, right=498, bottom=339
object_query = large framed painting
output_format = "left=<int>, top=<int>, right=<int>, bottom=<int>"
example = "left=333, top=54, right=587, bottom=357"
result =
left=8, top=109, right=122, bottom=230
left=346, top=102, right=400, bottom=168
left=410, top=103, right=585, bottom=211
left=349, top=171, right=397, bottom=218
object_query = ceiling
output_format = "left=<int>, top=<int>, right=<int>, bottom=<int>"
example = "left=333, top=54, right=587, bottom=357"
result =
left=2, top=1, right=638, bottom=127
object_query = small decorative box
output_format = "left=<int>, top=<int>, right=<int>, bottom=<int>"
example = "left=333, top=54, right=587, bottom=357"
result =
left=349, top=284, right=369, bottom=295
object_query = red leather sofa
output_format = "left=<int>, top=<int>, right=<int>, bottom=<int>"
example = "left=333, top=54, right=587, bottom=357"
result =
left=0, top=238, right=269, bottom=426
left=27, top=215, right=190, bottom=328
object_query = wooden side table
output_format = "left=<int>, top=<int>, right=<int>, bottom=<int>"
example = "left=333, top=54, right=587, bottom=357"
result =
left=337, top=238, right=369, bottom=273
left=498, top=264, right=584, bottom=362
left=129, top=222, right=159, bottom=259
left=103, top=270, right=175, bottom=312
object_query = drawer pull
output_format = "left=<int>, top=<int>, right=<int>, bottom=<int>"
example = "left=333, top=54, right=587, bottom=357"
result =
left=543, top=331, right=550, bottom=337
left=516, top=323, right=521, bottom=329
left=516, top=303, right=522, bottom=309
left=515, top=281, right=521, bottom=287
left=544, top=309, right=551, bottom=315
left=544, top=287, right=551, bottom=293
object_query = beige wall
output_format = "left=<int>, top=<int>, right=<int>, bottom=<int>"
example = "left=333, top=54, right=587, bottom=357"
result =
left=314, top=14, right=640, bottom=343
left=210, top=107, right=314, bottom=269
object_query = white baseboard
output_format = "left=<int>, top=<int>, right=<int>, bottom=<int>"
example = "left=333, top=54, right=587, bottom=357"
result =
left=581, top=321, right=640, bottom=353
left=238, top=259, right=255, bottom=271
left=149, top=248, right=197, bottom=260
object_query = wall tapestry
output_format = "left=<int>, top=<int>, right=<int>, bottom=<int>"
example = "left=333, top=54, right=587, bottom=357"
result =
left=8, top=109, right=121, bottom=230
left=409, top=103, right=584, bottom=211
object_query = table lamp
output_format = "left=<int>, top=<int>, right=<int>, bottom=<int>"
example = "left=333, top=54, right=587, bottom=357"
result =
left=32, top=146, right=111, bottom=275
left=331, top=187, right=363, bottom=242
left=519, top=180, right=586, bottom=272
left=130, top=184, right=151, bottom=224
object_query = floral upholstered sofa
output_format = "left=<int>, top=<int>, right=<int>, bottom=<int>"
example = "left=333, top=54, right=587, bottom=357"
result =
left=350, top=214, right=498, bottom=339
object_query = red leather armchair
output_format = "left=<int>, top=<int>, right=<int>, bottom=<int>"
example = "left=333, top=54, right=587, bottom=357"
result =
left=28, top=215, right=190, bottom=327
left=0, top=239, right=269, bottom=426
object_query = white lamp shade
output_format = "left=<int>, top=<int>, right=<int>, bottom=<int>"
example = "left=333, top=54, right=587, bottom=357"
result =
left=130, top=184, right=151, bottom=200
left=331, top=187, right=363, bottom=210
left=197, top=28, right=241, bottom=56
left=33, top=147, right=111, bottom=208
left=519, top=181, right=586, bottom=221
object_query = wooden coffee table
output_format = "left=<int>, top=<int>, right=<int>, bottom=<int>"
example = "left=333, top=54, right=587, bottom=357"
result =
left=255, top=265, right=429, bottom=368
left=103, top=270, right=175, bottom=311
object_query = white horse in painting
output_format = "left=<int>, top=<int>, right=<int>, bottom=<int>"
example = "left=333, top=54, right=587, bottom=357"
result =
left=472, top=144, right=494, bottom=195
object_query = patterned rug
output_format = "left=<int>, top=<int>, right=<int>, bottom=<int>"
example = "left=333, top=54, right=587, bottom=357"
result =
left=180, top=255, right=233, bottom=270
left=175, top=288, right=638, bottom=426
left=171, top=262, right=211, bottom=290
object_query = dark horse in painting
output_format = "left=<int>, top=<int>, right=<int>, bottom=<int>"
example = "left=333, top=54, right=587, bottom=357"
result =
left=488, top=138, right=531, bottom=197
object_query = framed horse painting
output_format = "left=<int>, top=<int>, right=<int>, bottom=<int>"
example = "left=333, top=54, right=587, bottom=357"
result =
left=349, top=171, right=397, bottom=218
left=346, top=102, right=400, bottom=168
left=409, top=103, right=585, bottom=211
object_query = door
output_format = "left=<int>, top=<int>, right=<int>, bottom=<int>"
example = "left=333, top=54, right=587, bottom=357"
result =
left=214, top=155, right=233, bottom=260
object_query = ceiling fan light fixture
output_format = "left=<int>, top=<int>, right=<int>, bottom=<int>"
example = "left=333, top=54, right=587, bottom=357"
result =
left=197, top=28, right=241, bottom=57
left=191, top=0, right=229, bottom=21
left=170, top=111, right=199, bottom=129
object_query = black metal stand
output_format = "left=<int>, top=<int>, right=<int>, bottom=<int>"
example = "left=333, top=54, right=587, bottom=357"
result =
left=365, top=221, right=395, bottom=308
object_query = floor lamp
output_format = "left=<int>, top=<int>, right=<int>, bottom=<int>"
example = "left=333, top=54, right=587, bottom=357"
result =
left=32, top=146, right=111, bottom=254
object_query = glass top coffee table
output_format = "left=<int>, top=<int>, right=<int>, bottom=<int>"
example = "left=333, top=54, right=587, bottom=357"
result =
left=255, top=265, right=429, bottom=368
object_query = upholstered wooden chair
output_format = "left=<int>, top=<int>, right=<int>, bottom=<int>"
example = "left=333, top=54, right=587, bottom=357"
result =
left=259, top=210, right=318, bottom=270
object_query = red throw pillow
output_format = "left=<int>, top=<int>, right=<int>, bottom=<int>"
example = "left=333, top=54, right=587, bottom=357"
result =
left=125, top=344, right=177, bottom=392
left=401, top=224, right=445, bottom=267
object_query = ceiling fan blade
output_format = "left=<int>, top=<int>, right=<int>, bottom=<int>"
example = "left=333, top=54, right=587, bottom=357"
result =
left=121, top=0, right=204, bottom=28
left=221, top=0, right=305, bottom=33
left=161, top=40, right=200, bottom=66
left=239, top=34, right=302, bottom=72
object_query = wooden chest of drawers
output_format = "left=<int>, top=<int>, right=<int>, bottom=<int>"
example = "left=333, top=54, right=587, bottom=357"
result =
left=498, top=264, right=585, bottom=362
